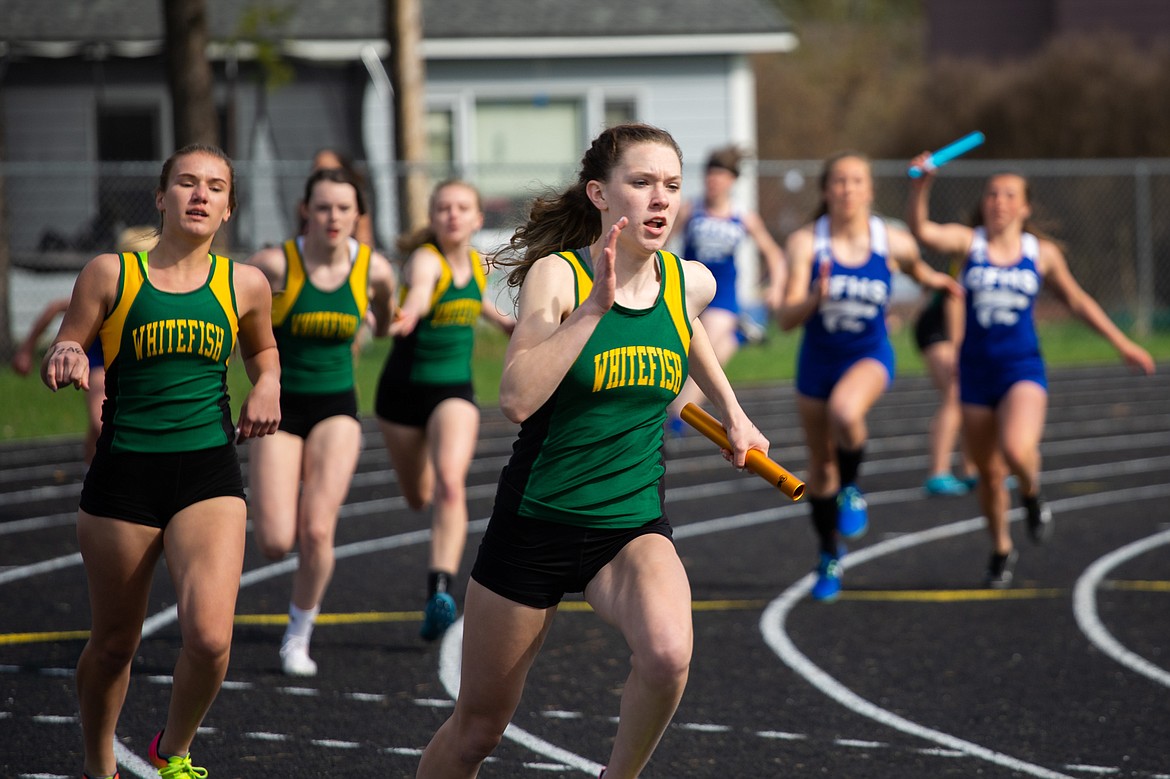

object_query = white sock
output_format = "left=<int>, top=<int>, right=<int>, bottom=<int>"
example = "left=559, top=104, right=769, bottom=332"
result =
left=284, top=603, right=319, bottom=644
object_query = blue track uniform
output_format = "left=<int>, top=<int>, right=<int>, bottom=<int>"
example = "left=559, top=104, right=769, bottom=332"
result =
left=682, top=205, right=748, bottom=315
left=958, top=227, right=1047, bottom=407
left=796, top=215, right=895, bottom=399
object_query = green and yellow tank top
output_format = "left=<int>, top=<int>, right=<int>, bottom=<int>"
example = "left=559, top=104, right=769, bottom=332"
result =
left=98, top=251, right=238, bottom=453
left=384, top=243, right=485, bottom=386
left=270, top=237, right=371, bottom=394
left=496, top=248, right=692, bottom=528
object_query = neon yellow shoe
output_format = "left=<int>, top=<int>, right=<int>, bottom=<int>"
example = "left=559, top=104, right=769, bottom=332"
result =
left=156, top=755, right=208, bottom=779
left=148, top=731, right=208, bottom=778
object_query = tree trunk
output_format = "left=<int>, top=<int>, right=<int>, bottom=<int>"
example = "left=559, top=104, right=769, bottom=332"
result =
left=163, top=0, right=219, bottom=148
left=388, top=0, right=429, bottom=233
left=0, top=96, right=11, bottom=359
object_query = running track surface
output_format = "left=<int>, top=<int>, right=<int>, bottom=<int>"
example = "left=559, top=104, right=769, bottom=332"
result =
left=2, top=364, right=1167, bottom=778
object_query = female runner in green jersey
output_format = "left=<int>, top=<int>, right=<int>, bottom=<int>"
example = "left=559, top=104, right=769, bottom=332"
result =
left=42, top=144, right=281, bottom=779
left=245, top=167, right=395, bottom=676
left=375, top=179, right=514, bottom=642
left=415, top=124, right=769, bottom=779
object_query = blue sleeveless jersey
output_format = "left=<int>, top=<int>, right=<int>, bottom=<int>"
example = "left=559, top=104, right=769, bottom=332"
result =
left=682, top=205, right=747, bottom=314
left=800, top=215, right=892, bottom=356
left=959, top=228, right=1043, bottom=365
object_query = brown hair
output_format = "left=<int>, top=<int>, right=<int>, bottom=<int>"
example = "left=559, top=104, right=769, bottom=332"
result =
left=302, top=167, right=369, bottom=217
left=706, top=145, right=746, bottom=177
left=158, top=143, right=237, bottom=215
left=396, top=179, right=483, bottom=257
left=969, top=170, right=1062, bottom=248
left=813, top=150, right=870, bottom=219
left=495, top=122, right=683, bottom=290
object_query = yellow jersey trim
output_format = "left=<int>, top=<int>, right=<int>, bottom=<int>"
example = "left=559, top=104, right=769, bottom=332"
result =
left=271, top=239, right=305, bottom=327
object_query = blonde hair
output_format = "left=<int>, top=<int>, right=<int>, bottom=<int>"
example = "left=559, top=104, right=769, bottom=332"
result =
left=117, top=225, right=158, bottom=253
left=395, top=179, right=483, bottom=257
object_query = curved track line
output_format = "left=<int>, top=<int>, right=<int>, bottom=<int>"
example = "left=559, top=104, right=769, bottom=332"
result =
left=8, top=468, right=1166, bottom=776
left=436, top=621, right=606, bottom=776
left=760, top=483, right=1170, bottom=779
left=1073, top=527, right=1170, bottom=688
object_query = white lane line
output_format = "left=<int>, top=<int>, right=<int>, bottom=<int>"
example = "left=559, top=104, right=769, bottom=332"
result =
left=32, top=714, right=76, bottom=724
left=311, top=739, right=361, bottom=749
left=6, top=415, right=1167, bottom=776
left=1064, top=765, right=1120, bottom=774
left=4, top=421, right=1167, bottom=529
left=760, top=483, right=1170, bottom=779
left=0, top=513, right=76, bottom=537
left=1072, top=527, right=1170, bottom=689
left=835, top=738, right=886, bottom=748
left=0, top=552, right=81, bottom=585
left=677, top=722, right=731, bottom=733
left=347, top=691, right=387, bottom=703
left=113, top=739, right=157, bottom=778
left=756, top=730, right=807, bottom=741
left=917, top=747, right=966, bottom=758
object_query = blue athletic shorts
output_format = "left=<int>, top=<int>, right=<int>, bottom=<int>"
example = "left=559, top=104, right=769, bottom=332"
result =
left=471, top=506, right=675, bottom=609
left=796, top=339, right=895, bottom=400
left=87, top=340, right=104, bottom=369
left=959, top=355, right=1047, bottom=408
left=707, top=282, right=740, bottom=317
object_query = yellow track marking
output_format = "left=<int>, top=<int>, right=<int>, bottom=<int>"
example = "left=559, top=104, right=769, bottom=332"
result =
left=3, top=584, right=1164, bottom=646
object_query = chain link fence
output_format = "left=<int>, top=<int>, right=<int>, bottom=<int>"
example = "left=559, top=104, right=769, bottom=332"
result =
left=5, top=158, right=1169, bottom=345
left=757, top=158, right=1170, bottom=336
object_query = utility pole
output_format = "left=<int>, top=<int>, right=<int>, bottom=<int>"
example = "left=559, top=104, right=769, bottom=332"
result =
left=162, top=0, right=219, bottom=147
left=388, top=0, right=429, bottom=233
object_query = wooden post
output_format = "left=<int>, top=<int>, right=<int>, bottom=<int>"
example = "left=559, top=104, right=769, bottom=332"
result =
left=388, top=0, right=430, bottom=234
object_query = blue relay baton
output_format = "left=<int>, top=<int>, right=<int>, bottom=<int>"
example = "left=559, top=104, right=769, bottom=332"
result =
left=908, top=131, right=985, bottom=178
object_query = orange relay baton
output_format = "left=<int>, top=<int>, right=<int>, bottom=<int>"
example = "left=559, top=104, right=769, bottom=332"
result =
left=680, top=403, right=805, bottom=501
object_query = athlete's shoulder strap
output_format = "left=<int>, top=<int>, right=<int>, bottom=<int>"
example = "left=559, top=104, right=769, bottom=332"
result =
left=868, top=215, right=889, bottom=257
left=813, top=215, right=832, bottom=265
left=101, top=251, right=148, bottom=366
left=969, top=226, right=989, bottom=265
left=658, top=251, right=692, bottom=354
left=208, top=254, right=240, bottom=356
left=349, top=242, right=373, bottom=317
left=1020, top=232, right=1041, bottom=263
left=271, top=238, right=305, bottom=326
left=556, top=249, right=594, bottom=308
left=421, top=242, right=453, bottom=310
left=470, top=248, right=487, bottom=295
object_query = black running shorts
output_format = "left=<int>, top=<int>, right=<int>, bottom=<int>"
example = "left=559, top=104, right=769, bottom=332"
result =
left=471, top=506, right=674, bottom=609
left=277, top=389, right=359, bottom=439
left=375, top=378, right=475, bottom=428
left=80, top=442, right=245, bottom=529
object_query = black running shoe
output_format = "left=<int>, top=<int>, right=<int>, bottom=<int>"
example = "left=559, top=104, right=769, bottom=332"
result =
left=985, top=549, right=1018, bottom=589
left=1024, top=494, right=1054, bottom=543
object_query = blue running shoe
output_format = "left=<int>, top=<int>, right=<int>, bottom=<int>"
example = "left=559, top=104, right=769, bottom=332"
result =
left=811, top=553, right=843, bottom=602
left=420, top=592, right=457, bottom=641
left=962, top=474, right=1018, bottom=491
left=837, top=484, right=868, bottom=539
left=923, top=473, right=969, bottom=497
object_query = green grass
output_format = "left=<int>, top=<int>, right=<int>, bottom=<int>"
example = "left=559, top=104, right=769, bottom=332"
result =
left=5, top=319, right=1168, bottom=443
